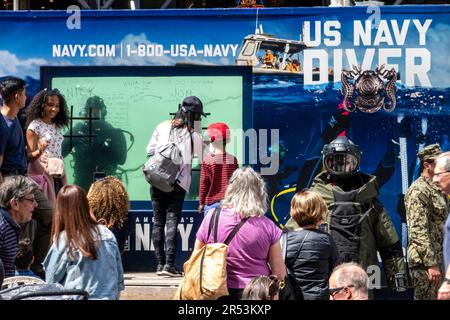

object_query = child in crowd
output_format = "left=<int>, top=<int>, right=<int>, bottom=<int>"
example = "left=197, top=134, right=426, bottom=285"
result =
left=14, top=239, right=40, bottom=279
left=242, top=275, right=281, bottom=300
left=198, top=122, right=238, bottom=216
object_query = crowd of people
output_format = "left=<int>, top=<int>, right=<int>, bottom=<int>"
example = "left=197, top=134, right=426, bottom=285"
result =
left=0, top=75, right=450, bottom=301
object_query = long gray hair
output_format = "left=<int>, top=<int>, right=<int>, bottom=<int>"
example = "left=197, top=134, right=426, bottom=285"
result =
left=221, top=167, right=268, bottom=218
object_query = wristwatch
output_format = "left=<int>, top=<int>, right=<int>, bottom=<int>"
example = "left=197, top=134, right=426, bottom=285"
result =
left=444, top=278, right=450, bottom=284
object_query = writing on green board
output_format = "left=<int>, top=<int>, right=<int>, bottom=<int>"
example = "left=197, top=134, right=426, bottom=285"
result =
left=54, top=76, right=244, bottom=201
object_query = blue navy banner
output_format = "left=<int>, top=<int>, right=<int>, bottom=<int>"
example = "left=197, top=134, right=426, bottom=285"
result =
left=1, top=6, right=449, bottom=271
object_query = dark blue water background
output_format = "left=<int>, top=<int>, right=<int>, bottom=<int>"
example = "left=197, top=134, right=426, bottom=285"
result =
left=253, top=74, right=450, bottom=238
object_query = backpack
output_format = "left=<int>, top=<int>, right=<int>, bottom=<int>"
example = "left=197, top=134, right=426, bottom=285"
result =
left=174, top=207, right=247, bottom=300
left=143, top=126, right=183, bottom=192
left=329, top=189, right=373, bottom=263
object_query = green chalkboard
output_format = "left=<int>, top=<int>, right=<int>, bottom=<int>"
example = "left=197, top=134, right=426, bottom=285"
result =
left=53, top=75, right=245, bottom=201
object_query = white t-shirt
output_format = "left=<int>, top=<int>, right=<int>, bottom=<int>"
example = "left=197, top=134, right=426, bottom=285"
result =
left=27, top=119, right=64, bottom=159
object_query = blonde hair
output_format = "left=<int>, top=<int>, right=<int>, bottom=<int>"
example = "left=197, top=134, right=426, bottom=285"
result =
left=290, top=190, right=327, bottom=227
left=221, top=167, right=268, bottom=218
left=87, top=176, right=129, bottom=229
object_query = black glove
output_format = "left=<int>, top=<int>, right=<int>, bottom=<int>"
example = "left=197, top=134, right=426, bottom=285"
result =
left=321, top=109, right=350, bottom=143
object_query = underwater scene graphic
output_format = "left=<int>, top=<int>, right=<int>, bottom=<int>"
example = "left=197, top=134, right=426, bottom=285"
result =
left=253, top=75, right=450, bottom=240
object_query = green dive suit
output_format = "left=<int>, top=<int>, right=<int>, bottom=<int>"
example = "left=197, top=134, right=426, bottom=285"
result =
left=285, top=171, right=406, bottom=289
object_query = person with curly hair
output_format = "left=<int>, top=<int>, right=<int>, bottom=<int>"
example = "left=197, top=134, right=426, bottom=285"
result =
left=87, top=176, right=132, bottom=254
left=25, top=88, right=69, bottom=204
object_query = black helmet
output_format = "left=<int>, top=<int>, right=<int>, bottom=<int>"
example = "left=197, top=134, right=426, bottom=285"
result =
left=322, top=136, right=361, bottom=177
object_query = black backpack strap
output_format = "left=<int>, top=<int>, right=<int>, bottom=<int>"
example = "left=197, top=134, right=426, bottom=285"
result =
left=213, top=206, right=221, bottom=242
left=223, top=218, right=248, bottom=245
left=292, top=231, right=310, bottom=262
left=284, top=230, right=310, bottom=267
left=210, top=207, right=247, bottom=245
left=207, top=206, right=221, bottom=242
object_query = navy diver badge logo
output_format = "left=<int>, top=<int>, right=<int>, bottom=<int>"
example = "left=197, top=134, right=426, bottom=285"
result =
left=341, top=65, right=398, bottom=114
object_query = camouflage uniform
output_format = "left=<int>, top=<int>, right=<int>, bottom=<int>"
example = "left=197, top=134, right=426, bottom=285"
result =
left=405, top=144, right=449, bottom=300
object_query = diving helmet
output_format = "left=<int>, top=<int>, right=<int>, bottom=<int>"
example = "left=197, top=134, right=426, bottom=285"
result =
left=322, top=136, right=361, bottom=177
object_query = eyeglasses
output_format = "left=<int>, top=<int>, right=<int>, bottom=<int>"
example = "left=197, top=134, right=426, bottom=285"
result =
left=21, top=197, right=37, bottom=204
left=434, top=170, right=450, bottom=177
left=329, top=285, right=354, bottom=297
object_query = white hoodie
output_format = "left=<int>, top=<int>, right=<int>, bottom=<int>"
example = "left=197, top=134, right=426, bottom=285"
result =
left=146, top=120, right=203, bottom=193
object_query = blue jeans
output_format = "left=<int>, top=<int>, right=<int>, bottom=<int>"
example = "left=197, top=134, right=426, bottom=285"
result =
left=204, top=202, right=221, bottom=217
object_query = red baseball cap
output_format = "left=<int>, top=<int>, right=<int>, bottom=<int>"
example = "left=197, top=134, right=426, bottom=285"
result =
left=207, top=122, right=230, bottom=142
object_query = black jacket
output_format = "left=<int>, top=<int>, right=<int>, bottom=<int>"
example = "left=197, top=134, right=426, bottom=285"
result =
left=285, top=228, right=339, bottom=300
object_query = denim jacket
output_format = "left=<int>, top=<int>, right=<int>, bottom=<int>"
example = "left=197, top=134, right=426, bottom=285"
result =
left=44, top=224, right=125, bottom=300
